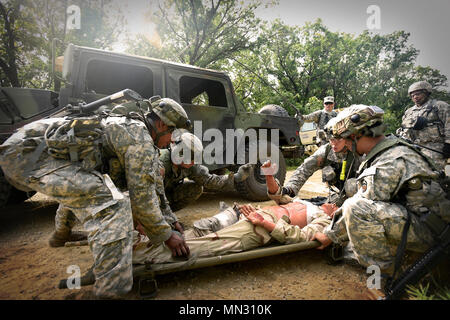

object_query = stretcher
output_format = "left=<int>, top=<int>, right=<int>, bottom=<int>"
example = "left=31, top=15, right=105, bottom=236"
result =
left=58, top=240, right=321, bottom=298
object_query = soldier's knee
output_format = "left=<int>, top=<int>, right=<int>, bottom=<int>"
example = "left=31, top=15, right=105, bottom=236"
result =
left=342, top=196, right=375, bottom=221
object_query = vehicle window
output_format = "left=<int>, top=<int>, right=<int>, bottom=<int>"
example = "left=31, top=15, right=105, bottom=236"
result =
left=301, top=122, right=317, bottom=132
left=179, top=76, right=227, bottom=108
left=85, top=60, right=154, bottom=98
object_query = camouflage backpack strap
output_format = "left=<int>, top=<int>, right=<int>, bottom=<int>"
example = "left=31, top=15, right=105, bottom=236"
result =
left=358, top=136, right=411, bottom=174
left=44, top=116, right=104, bottom=171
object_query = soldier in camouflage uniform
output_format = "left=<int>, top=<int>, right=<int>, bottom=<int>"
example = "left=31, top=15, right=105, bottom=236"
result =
left=396, top=81, right=450, bottom=171
left=270, top=140, right=360, bottom=207
left=0, top=96, right=191, bottom=298
left=300, top=96, right=338, bottom=145
left=161, top=130, right=252, bottom=211
left=313, top=105, right=449, bottom=275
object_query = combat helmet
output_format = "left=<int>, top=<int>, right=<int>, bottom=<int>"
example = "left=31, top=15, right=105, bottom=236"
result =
left=149, top=96, right=190, bottom=129
left=325, top=105, right=385, bottom=139
left=408, top=81, right=432, bottom=95
left=170, top=129, right=203, bottom=165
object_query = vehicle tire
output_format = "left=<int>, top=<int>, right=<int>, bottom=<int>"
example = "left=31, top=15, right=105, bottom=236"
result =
left=235, top=139, right=287, bottom=201
left=8, top=187, right=35, bottom=204
left=0, top=169, right=35, bottom=207
left=258, top=104, right=290, bottom=117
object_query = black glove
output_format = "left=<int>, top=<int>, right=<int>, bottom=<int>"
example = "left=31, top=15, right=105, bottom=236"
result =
left=443, top=143, right=450, bottom=158
left=281, top=186, right=296, bottom=198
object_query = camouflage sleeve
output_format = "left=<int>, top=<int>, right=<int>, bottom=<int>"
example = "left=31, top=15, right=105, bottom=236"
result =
left=303, top=110, right=322, bottom=123
left=396, top=107, right=412, bottom=139
left=270, top=211, right=331, bottom=244
left=436, top=101, right=450, bottom=144
left=284, top=144, right=328, bottom=194
left=104, top=119, right=172, bottom=244
left=357, top=155, right=406, bottom=202
left=189, top=165, right=234, bottom=191
left=267, top=178, right=293, bottom=205
left=323, top=213, right=349, bottom=245
left=155, top=173, right=178, bottom=225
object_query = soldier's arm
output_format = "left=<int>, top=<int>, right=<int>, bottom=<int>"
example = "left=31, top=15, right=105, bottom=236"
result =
left=190, top=165, right=234, bottom=191
left=105, top=121, right=173, bottom=244
left=303, top=110, right=321, bottom=123
left=270, top=212, right=331, bottom=244
left=284, top=144, right=329, bottom=195
left=436, top=101, right=450, bottom=145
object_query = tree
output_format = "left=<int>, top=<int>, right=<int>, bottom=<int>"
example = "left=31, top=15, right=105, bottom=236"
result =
left=127, top=0, right=272, bottom=69
left=0, top=0, right=124, bottom=89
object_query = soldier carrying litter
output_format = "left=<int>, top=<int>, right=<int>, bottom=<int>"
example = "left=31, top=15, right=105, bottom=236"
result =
left=160, top=129, right=253, bottom=211
left=0, top=90, right=191, bottom=298
left=396, top=80, right=450, bottom=171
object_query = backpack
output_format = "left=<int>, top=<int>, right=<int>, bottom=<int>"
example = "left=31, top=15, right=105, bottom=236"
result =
left=44, top=116, right=104, bottom=171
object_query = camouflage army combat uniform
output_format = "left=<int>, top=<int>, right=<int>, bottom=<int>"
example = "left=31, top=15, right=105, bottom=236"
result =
left=160, top=149, right=236, bottom=211
left=303, top=109, right=337, bottom=145
left=323, top=106, right=449, bottom=272
left=269, top=143, right=360, bottom=207
left=396, top=81, right=450, bottom=171
left=132, top=200, right=331, bottom=265
left=0, top=98, right=189, bottom=298
left=396, top=98, right=449, bottom=170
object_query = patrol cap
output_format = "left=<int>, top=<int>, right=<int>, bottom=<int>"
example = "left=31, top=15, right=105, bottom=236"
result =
left=408, top=81, right=432, bottom=95
left=324, top=96, right=335, bottom=104
left=324, top=104, right=385, bottom=139
left=150, top=96, right=190, bottom=129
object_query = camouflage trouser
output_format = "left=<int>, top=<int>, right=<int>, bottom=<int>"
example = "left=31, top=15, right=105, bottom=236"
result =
left=1, top=155, right=134, bottom=298
left=132, top=208, right=273, bottom=265
left=166, top=181, right=203, bottom=211
left=342, top=196, right=434, bottom=271
left=54, top=204, right=78, bottom=234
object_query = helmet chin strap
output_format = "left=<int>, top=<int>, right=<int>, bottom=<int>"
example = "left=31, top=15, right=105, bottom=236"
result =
left=147, top=118, right=172, bottom=147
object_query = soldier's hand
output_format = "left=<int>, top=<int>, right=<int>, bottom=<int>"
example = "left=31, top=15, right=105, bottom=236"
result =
left=173, top=221, right=184, bottom=235
left=234, top=164, right=253, bottom=182
left=311, top=232, right=332, bottom=250
left=165, top=232, right=190, bottom=257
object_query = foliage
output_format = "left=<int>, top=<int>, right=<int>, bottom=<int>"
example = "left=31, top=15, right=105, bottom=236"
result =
left=1, top=0, right=449, bottom=129
left=406, top=283, right=450, bottom=300
left=0, top=0, right=124, bottom=89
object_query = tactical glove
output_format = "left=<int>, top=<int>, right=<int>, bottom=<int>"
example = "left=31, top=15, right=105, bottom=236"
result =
left=443, top=143, right=450, bottom=158
left=234, top=163, right=253, bottom=182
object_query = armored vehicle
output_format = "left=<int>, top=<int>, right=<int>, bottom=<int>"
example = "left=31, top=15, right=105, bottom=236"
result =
left=0, top=44, right=304, bottom=205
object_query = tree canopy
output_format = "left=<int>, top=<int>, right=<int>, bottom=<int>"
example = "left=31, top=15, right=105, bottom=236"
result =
left=1, top=0, right=449, bottom=132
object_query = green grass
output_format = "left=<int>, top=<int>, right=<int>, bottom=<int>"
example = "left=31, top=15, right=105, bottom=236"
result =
left=406, top=282, right=450, bottom=300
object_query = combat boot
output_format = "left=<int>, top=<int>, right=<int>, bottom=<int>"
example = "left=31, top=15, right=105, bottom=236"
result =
left=49, top=230, right=88, bottom=247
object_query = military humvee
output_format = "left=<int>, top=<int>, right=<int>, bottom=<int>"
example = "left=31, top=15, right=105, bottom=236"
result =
left=0, top=43, right=304, bottom=205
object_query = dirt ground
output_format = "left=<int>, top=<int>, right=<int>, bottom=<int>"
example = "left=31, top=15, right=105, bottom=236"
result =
left=0, top=170, right=376, bottom=300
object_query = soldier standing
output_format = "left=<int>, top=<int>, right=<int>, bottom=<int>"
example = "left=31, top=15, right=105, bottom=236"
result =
left=0, top=96, right=191, bottom=298
left=300, top=96, right=338, bottom=146
left=161, top=130, right=252, bottom=211
left=396, top=80, right=450, bottom=170
left=313, top=105, right=449, bottom=278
